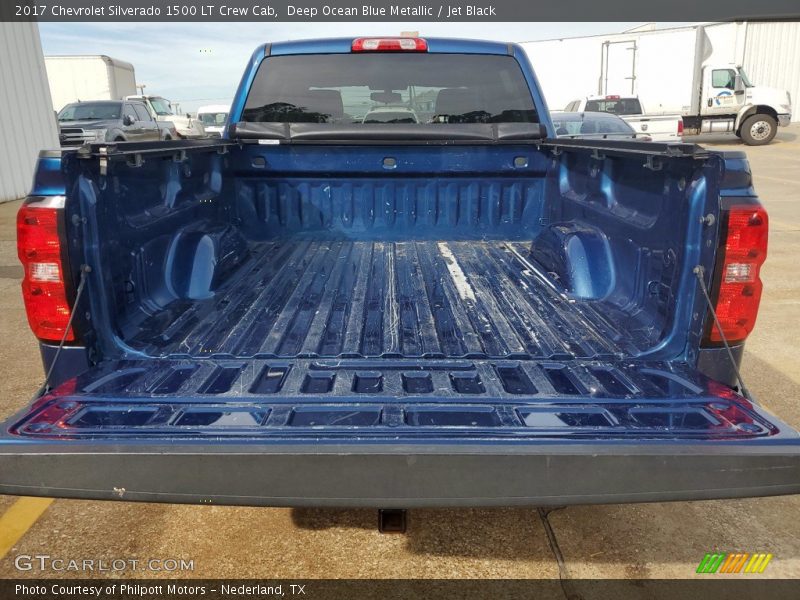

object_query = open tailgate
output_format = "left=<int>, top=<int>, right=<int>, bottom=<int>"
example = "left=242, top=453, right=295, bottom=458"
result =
left=1, top=358, right=799, bottom=507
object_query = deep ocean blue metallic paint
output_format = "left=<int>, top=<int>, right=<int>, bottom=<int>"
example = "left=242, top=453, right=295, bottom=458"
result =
left=30, top=153, right=66, bottom=196
left=3, top=39, right=797, bottom=508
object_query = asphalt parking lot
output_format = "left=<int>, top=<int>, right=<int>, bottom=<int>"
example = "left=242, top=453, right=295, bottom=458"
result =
left=0, top=125, right=799, bottom=580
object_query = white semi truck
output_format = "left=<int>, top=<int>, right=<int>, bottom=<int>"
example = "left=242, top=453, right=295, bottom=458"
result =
left=522, top=23, right=792, bottom=145
left=44, top=55, right=137, bottom=112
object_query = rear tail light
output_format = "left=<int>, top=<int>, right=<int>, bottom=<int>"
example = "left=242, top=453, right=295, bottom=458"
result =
left=352, top=37, right=428, bottom=52
left=677, top=119, right=684, bottom=135
left=17, top=200, right=75, bottom=342
left=706, top=205, right=768, bottom=344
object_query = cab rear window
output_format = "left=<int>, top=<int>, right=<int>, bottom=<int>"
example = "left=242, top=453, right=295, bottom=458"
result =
left=241, top=53, right=538, bottom=125
left=58, top=102, right=121, bottom=121
left=584, top=98, right=643, bottom=115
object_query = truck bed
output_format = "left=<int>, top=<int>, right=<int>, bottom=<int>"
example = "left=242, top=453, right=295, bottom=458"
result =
left=127, top=240, right=636, bottom=360
left=4, top=37, right=800, bottom=508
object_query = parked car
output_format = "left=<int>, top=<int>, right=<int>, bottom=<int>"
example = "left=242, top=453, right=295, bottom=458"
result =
left=563, top=96, right=682, bottom=141
left=56, top=100, right=176, bottom=145
left=197, top=104, right=230, bottom=137
left=551, top=110, right=648, bottom=140
left=126, top=94, right=206, bottom=139
left=3, top=37, right=798, bottom=509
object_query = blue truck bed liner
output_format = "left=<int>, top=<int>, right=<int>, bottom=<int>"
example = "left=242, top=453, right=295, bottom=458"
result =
left=126, top=240, right=637, bottom=359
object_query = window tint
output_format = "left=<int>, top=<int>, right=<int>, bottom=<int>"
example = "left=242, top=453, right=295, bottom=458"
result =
left=242, top=54, right=538, bottom=125
left=594, top=116, right=634, bottom=134
left=199, top=112, right=228, bottom=125
left=58, top=102, right=121, bottom=121
left=551, top=113, right=634, bottom=136
left=133, top=104, right=151, bottom=121
left=712, top=69, right=736, bottom=89
left=552, top=118, right=581, bottom=136
left=584, top=98, right=642, bottom=115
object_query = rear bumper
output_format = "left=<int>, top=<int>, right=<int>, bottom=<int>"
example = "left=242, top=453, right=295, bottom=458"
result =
left=1, top=441, right=799, bottom=507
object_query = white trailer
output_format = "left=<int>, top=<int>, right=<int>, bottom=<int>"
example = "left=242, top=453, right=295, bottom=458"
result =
left=44, top=55, right=137, bottom=112
left=522, top=23, right=793, bottom=145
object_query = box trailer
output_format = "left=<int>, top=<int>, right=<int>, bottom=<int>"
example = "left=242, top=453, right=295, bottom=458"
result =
left=45, top=55, right=137, bottom=113
left=522, top=23, right=792, bottom=145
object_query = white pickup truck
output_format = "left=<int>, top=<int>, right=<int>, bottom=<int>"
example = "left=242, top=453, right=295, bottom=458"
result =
left=125, top=95, right=206, bottom=139
left=564, top=95, right=683, bottom=142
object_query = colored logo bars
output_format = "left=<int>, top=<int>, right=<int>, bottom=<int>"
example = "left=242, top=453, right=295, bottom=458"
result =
left=696, top=552, right=773, bottom=574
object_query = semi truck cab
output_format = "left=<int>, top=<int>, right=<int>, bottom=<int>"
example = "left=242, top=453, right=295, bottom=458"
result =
left=698, top=63, right=792, bottom=144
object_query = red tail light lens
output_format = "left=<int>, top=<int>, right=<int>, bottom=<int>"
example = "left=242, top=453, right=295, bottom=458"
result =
left=17, top=202, right=75, bottom=342
left=708, top=205, right=768, bottom=343
left=677, top=119, right=684, bottom=135
left=352, top=37, right=428, bottom=52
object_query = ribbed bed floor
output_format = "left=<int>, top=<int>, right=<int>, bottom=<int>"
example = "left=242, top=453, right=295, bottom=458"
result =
left=130, top=240, right=638, bottom=359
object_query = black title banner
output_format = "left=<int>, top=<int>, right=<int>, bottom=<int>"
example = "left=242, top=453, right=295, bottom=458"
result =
left=3, top=0, right=800, bottom=22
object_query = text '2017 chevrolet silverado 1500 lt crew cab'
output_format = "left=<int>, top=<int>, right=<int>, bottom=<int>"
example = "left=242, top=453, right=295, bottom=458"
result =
left=2, top=37, right=799, bottom=507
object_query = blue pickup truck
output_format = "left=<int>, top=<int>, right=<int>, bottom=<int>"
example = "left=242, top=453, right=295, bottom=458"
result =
left=2, top=37, right=798, bottom=507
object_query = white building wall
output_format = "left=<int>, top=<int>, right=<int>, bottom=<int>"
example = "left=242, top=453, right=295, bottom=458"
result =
left=743, top=21, right=800, bottom=122
left=0, top=23, right=59, bottom=202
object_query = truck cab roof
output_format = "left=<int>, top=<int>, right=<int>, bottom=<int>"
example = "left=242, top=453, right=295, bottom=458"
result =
left=585, top=94, right=639, bottom=100
left=266, top=37, right=515, bottom=56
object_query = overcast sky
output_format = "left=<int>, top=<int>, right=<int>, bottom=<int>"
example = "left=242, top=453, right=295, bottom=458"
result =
left=39, top=22, right=690, bottom=113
